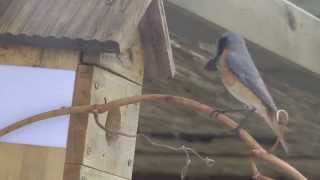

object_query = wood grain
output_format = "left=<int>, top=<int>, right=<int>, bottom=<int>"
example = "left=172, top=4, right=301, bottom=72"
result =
left=0, top=44, right=79, bottom=70
left=64, top=164, right=126, bottom=180
left=0, top=142, right=65, bottom=180
left=65, top=39, right=144, bottom=179
left=140, top=0, right=175, bottom=80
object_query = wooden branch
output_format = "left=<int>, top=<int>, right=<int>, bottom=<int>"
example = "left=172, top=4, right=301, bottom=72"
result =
left=0, top=94, right=307, bottom=180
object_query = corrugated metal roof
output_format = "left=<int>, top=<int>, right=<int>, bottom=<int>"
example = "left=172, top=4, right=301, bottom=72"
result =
left=0, top=0, right=151, bottom=52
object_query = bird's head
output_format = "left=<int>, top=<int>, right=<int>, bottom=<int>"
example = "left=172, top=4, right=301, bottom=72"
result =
left=204, top=32, right=245, bottom=71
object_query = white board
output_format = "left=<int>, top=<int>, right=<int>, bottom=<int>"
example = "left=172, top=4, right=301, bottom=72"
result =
left=0, top=65, right=75, bottom=148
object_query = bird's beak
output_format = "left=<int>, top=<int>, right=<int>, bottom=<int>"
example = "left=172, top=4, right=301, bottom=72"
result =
left=204, top=56, right=219, bottom=71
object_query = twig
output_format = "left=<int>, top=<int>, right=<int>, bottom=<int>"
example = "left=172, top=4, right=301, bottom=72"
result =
left=94, top=112, right=215, bottom=180
left=0, top=94, right=307, bottom=180
left=139, top=134, right=215, bottom=180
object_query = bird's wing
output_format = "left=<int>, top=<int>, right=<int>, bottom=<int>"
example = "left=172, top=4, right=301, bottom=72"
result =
left=226, top=52, right=277, bottom=111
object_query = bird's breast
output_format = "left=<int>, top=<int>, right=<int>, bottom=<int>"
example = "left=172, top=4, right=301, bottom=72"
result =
left=217, top=50, right=238, bottom=87
left=217, top=50, right=268, bottom=117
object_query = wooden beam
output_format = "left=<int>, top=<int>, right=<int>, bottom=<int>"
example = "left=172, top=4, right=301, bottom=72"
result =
left=64, top=65, right=142, bottom=180
left=0, top=142, right=65, bottom=180
left=169, top=0, right=320, bottom=75
left=139, top=0, right=175, bottom=80
left=0, top=44, right=79, bottom=70
left=64, top=34, right=144, bottom=180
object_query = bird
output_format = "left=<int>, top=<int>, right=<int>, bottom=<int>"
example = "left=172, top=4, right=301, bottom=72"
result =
left=204, top=32, right=289, bottom=153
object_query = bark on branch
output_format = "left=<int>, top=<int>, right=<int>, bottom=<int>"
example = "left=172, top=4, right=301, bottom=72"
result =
left=0, top=94, right=307, bottom=180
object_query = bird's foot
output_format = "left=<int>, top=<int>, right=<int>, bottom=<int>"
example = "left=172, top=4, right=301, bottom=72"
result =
left=229, top=107, right=256, bottom=136
left=209, top=109, right=226, bottom=118
left=268, top=137, right=282, bottom=153
left=209, top=106, right=256, bottom=137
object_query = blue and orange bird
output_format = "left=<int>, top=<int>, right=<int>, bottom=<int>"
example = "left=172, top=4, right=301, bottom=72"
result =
left=205, top=32, right=289, bottom=153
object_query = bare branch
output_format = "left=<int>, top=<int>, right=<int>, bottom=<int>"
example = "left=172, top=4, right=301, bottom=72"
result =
left=94, top=113, right=215, bottom=180
left=139, top=134, right=215, bottom=180
left=0, top=94, right=307, bottom=180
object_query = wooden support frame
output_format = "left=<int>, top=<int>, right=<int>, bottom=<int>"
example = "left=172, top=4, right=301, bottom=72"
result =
left=0, top=1, right=174, bottom=180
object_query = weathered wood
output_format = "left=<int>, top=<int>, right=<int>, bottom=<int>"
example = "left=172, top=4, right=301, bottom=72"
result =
left=0, top=142, right=65, bottom=180
left=137, top=16, right=320, bottom=177
left=64, top=164, right=126, bottom=180
left=169, top=0, right=320, bottom=75
left=139, top=0, right=175, bottom=80
left=0, top=0, right=152, bottom=52
left=134, top=152, right=320, bottom=178
left=0, top=44, right=79, bottom=70
left=64, top=65, right=93, bottom=165
left=82, top=32, right=145, bottom=84
left=65, top=52, right=143, bottom=179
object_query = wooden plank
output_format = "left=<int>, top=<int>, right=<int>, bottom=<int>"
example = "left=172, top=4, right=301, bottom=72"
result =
left=169, top=0, right=320, bottom=75
left=65, top=38, right=144, bottom=179
left=64, top=164, right=126, bottom=180
left=0, top=142, right=65, bottom=180
left=40, top=48, right=80, bottom=70
left=82, top=32, right=145, bottom=84
left=0, top=44, right=79, bottom=70
left=84, top=67, right=141, bottom=179
left=64, top=65, right=93, bottom=164
left=139, top=0, right=175, bottom=80
left=134, top=152, right=320, bottom=178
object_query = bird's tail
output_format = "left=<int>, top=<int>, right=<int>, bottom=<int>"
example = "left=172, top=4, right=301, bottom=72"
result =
left=267, top=109, right=289, bottom=154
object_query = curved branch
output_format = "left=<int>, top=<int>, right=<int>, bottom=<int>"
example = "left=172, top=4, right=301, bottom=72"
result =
left=0, top=94, right=307, bottom=180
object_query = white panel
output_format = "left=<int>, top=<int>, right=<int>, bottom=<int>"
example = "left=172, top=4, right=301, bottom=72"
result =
left=0, top=65, right=75, bottom=148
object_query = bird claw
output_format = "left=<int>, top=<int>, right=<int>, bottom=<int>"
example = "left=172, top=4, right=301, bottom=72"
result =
left=209, top=109, right=226, bottom=118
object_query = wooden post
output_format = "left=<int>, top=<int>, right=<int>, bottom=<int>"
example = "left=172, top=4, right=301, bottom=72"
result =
left=63, top=33, right=144, bottom=180
left=140, top=0, right=175, bottom=79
